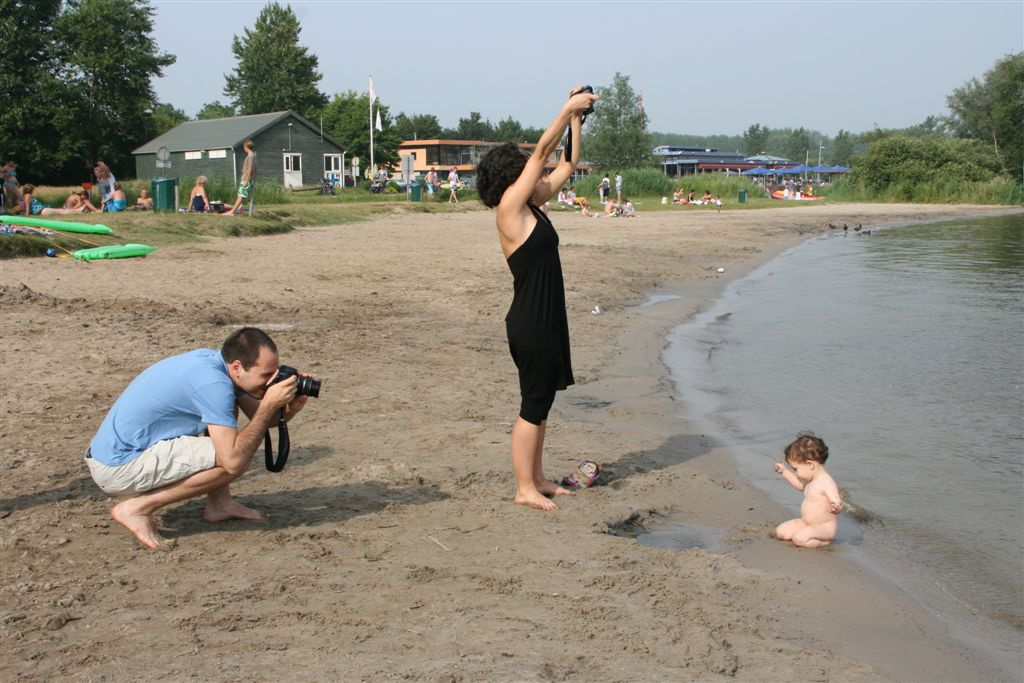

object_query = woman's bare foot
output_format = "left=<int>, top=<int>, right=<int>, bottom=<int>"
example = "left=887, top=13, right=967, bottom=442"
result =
left=515, top=489, right=559, bottom=511
left=203, top=498, right=268, bottom=523
left=536, top=480, right=574, bottom=497
left=111, top=500, right=168, bottom=549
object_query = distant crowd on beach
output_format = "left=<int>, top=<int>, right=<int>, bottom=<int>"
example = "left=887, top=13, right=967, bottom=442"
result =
left=672, top=187, right=723, bottom=211
left=1, top=140, right=257, bottom=218
left=553, top=186, right=638, bottom=218
left=1, top=159, right=149, bottom=217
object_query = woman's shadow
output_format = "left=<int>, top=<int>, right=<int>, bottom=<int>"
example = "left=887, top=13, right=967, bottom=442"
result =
left=595, top=432, right=716, bottom=488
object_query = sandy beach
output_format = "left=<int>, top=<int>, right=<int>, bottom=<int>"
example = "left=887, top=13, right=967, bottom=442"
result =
left=1, top=202, right=1018, bottom=681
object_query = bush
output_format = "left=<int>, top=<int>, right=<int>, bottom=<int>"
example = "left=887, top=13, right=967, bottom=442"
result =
left=852, top=136, right=1002, bottom=192
left=822, top=174, right=1022, bottom=204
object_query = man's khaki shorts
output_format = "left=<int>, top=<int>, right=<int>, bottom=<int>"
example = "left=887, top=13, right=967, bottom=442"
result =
left=86, top=435, right=217, bottom=495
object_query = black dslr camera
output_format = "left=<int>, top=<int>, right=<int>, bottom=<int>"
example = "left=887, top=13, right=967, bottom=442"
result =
left=272, top=365, right=321, bottom=398
left=573, top=85, right=595, bottom=117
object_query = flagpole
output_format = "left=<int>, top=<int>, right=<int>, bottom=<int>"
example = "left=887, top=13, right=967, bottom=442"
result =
left=369, top=75, right=375, bottom=174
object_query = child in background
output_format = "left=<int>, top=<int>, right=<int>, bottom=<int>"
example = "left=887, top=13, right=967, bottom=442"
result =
left=135, top=188, right=154, bottom=210
left=773, top=432, right=843, bottom=548
left=621, top=198, right=636, bottom=217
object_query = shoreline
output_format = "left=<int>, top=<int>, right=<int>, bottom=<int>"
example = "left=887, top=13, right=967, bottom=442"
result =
left=619, top=220, right=1022, bottom=680
left=561, top=233, right=1011, bottom=682
left=1, top=202, right=1019, bottom=680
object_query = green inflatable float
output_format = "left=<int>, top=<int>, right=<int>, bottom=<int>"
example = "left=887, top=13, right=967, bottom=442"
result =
left=0, top=215, right=113, bottom=234
left=73, top=244, right=156, bottom=262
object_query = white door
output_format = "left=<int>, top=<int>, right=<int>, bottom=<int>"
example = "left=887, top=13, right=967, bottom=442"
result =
left=283, top=153, right=302, bottom=188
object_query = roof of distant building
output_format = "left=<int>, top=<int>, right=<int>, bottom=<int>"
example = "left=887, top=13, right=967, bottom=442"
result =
left=133, top=111, right=345, bottom=154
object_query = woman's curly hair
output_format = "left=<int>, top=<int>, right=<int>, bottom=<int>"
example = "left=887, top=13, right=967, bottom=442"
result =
left=476, top=142, right=529, bottom=208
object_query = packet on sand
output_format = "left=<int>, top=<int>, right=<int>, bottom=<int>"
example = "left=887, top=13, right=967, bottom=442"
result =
left=562, top=460, right=600, bottom=489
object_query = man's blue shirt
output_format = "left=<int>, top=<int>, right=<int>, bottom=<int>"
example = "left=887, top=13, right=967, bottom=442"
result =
left=90, top=349, right=239, bottom=466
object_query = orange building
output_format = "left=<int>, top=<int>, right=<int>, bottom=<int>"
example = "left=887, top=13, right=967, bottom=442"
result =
left=396, top=139, right=590, bottom=183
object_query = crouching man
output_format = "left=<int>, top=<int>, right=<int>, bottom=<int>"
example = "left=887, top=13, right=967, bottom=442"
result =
left=86, top=327, right=311, bottom=548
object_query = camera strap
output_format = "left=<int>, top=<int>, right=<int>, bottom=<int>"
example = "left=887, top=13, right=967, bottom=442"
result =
left=563, top=114, right=587, bottom=164
left=264, top=413, right=290, bottom=472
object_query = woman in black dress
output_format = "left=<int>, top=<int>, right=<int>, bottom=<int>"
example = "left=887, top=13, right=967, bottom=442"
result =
left=476, top=87, right=598, bottom=510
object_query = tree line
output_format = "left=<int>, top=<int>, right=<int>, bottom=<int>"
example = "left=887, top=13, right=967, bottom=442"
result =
left=3, top=1, right=1019, bottom=189
left=1, top=0, right=174, bottom=184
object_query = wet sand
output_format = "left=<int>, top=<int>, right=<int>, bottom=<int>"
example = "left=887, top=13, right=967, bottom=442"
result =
left=1, top=202, right=1017, bottom=681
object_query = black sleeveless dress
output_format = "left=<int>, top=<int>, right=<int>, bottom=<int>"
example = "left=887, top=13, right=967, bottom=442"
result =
left=505, top=203, right=574, bottom=399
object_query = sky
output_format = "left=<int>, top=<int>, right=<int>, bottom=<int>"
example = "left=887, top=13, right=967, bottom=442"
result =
left=150, top=0, right=1023, bottom=137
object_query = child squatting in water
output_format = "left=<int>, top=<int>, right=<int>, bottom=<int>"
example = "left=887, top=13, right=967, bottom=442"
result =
left=774, top=432, right=843, bottom=548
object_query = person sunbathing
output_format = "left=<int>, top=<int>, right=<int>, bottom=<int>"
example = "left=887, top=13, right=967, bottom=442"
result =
left=621, top=198, right=637, bottom=217
left=65, top=190, right=100, bottom=213
left=135, top=188, right=154, bottom=210
left=189, top=176, right=211, bottom=212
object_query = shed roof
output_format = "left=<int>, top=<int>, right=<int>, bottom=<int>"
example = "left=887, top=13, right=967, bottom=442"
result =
left=133, top=111, right=345, bottom=154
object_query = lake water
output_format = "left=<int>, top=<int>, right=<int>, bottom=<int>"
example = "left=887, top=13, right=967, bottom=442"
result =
left=657, top=214, right=1024, bottom=671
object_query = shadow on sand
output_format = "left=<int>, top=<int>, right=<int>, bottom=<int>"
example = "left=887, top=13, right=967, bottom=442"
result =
left=0, top=445, right=339, bottom=514
left=161, top=479, right=449, bottom=539
left=597, top=431, right=716, bottom=487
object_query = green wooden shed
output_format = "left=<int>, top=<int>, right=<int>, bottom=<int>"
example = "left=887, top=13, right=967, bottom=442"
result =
left=133, top=111, right=347, bottom=187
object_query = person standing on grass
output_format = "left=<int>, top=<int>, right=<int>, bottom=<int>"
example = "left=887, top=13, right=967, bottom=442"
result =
left=614, top=171, right=622, bottom=202
left=475, top=86, right=598, bottom=511
left=227, top=140, right=255, bottom=215
left=425, top=167, right=438, bottom=198
left=448, top=166, right=460, bottom=204
left=94, top=160, right=116, bottom=199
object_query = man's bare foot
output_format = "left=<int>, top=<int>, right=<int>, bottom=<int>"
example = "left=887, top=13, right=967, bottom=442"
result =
left=515, top=489, right=559, bottom=511
left=203, top=498, right=267, bottom=523
left=536, top=480, right=574, bottom=497
left=111, top=501, right=168, bottom=549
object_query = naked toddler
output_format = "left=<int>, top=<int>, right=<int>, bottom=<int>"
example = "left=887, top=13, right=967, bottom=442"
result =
left=773, top=432, right=843, bottom=548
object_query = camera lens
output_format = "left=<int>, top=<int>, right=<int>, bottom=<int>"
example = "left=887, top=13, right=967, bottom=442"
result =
left=296, top=375, right=321, bottom=398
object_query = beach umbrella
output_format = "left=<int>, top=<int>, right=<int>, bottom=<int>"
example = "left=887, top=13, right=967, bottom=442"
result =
left=741, top=166, right=768, bottom=175
left=810, top=165, right=833, bottom=173
left=774, top=166, right=801, bottom=175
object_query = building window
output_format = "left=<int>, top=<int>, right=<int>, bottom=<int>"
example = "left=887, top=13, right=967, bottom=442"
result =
left=208, top=149, right=227, bottom=159
left=426, top=147, right=439, bottom=165
left=324, top=154, right=342, bottom=173
left=184, top=150, right=202, bottom=160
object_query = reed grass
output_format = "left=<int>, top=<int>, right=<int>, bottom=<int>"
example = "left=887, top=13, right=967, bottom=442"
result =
left=821, top=176, right=1022, bottom=204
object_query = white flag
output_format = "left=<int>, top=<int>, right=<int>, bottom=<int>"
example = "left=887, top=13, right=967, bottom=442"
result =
left=375, top=110, right=383, bottom=131
left=368, top=76, right=376, bottom=103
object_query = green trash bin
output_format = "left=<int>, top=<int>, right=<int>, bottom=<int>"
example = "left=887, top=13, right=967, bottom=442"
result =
left=738, top=188, right=748, bottom=204
left=151, top=177, right=179, bottom=213
left=409, top=182, right=423, bottom=202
